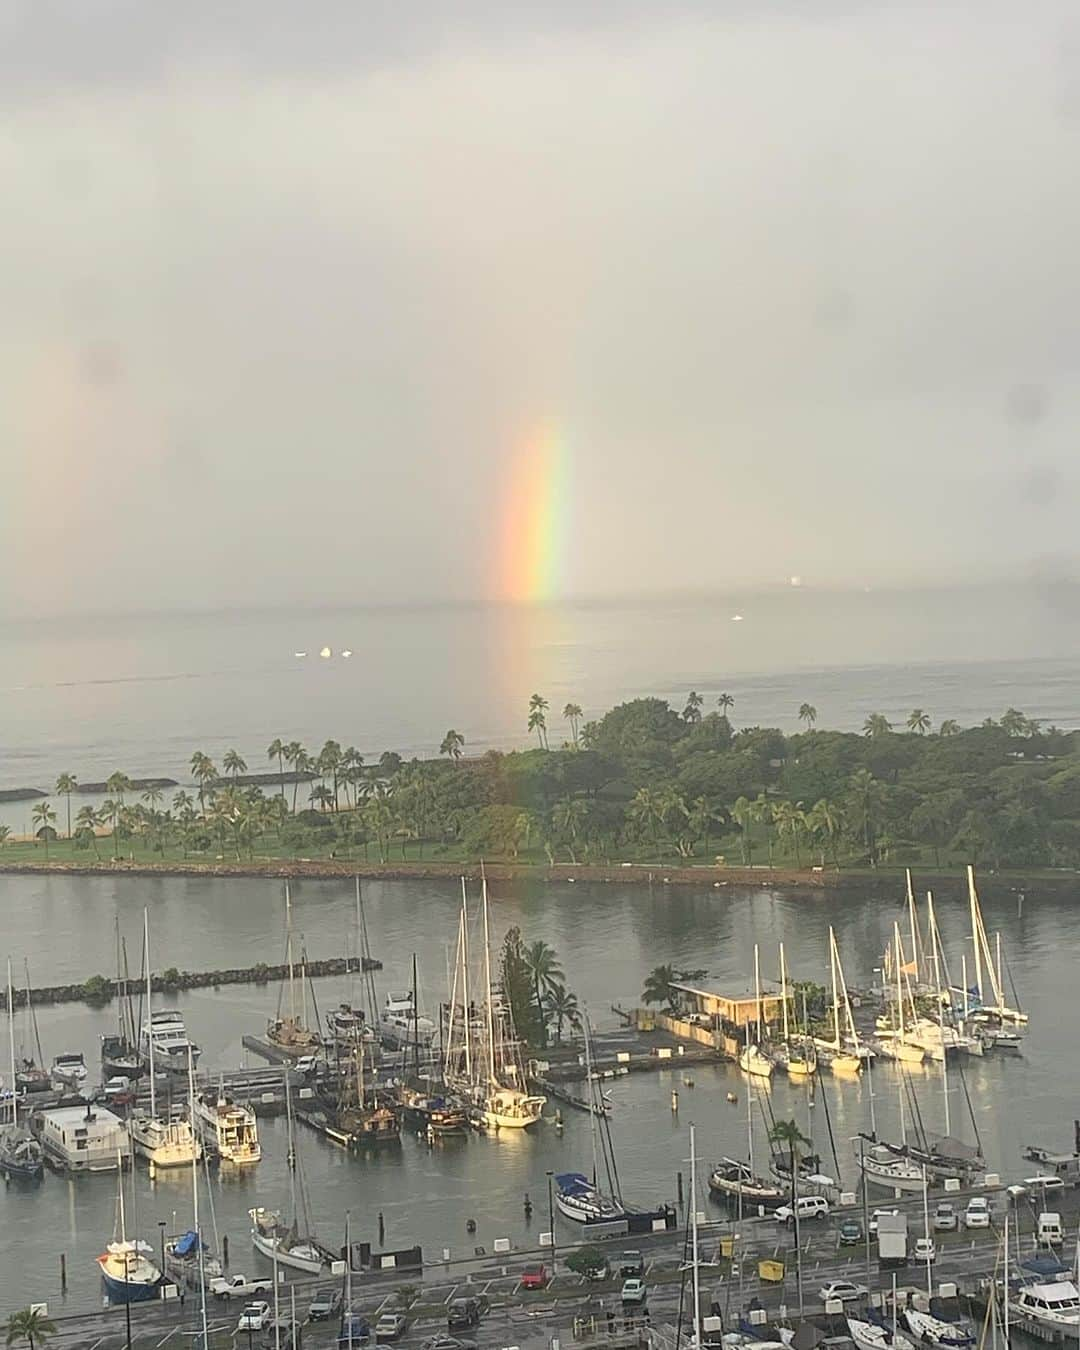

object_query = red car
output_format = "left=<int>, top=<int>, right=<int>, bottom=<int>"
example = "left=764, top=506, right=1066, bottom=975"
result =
left=520, top=1264, right=549, bottom=1291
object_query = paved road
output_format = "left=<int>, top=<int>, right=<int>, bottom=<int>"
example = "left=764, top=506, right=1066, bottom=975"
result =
left=39, top=1180, right=1080, bottom=1350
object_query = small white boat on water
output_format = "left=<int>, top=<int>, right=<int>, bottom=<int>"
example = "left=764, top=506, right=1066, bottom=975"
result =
left=899, top=1308, right=975, bottom=1347
left=1013, top=1281, right=1080, bottom=1331
left=141, top=1009, right=201, bottom=1073
left=846, top=1318, right=915, bottom=1350
left=554, top=1172, right=625, bottom=1223
left=52, top=1052, right=88, bottom=1086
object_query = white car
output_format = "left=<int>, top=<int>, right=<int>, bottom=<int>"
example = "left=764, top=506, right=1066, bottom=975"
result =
left=869, top=1207, right=899, bottom=1236
left=238, top=1303, right=272, bottom=1332
left=819, top=1280, right=869, bottom=1305
left=1025, top=1175, right=1065, bottom=1193
left=965, top=1197, right=991, bottom=1230
left=933, top=1203, right=958, bottom=1233
left=914, top=1237, right=937, bottom=1263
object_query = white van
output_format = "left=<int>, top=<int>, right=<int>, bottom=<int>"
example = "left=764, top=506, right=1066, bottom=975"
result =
left=1037, top=1212, right=1063, bottom=1247
left=775, top=1195, right=829, bottom=1224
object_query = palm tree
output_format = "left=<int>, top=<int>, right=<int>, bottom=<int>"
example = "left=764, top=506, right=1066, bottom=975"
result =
left=190, top=751, right=216, bottom=816
left=769, top=1117, right=812, bottom=1300
left=1000, top=707, right=1028, bottom=737
left=105, top=771, right=133, bottom=805
left=172, top=789, right=195, bottom=819
left=627, top=787, right=660, bottom=848
left=291, top=746, right=312, bottom=813
left=717, top=692, right=734, bottom=718
left=74, top=805, right=101, bottom=860
left=141, top=783, right=164, bottom=811
left=440, top=729, right=465, bottom=760
left=31, top=800, right=57, bottom=858
left=773, top=800, right=807, bottom=868
left=524, top=940, right=564, bottom=1047
left=642, top=964, right=681, bottom=1013
left=688, top=797, right=716, bottom=858
left=751, top=792, right=775, bottom=867
left=317, top=740, right=344, bottom=810
left=563, top=703, right=583, bottom=747
left=730, top=795, right=754, bottom=865
left=806, top=798, right=844, bottom=868
left=907, top=709, right=931, bottom=735
left=223, top=748, right=247, bottom=781
left=543, top=983, right=581, bottom=1044
left=552, top=797, right=588, bottom=863
left=528, top=693, right=549, bottom=749
left=845, top=768, right=881, bottom=859
left=267, top=738, right=287, bottom=798
left=54, top=773, right=77, bottom=839
left=862, top=713, right=892, bottom=738
left=938, top=719, right=960, bottom=737
left=797, top=703, right=817, bottom=730
left=683, top=691, right=704, bottom=724
left=6, top=1306, right=57, bottom=1350
left=310, top=785, right=334, bottom=813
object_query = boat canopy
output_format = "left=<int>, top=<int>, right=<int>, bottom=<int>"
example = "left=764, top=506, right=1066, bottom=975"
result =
left=172, top=1231, right=203, bottom=1257
left=554, top=1172, right=594, bottom=1195
left=1022, top=1256, right=1070, bottom=1278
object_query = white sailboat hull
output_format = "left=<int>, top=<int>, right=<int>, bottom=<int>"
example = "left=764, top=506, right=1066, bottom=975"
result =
left=250, top=1224, right=324, bottom=1274
left=478, top=1091, right=545, bottom=1129
left=738, top=1045, right=774, bottom=1078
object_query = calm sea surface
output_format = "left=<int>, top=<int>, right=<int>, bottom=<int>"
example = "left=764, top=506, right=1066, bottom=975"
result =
left=0, top=871, right=1075, bottom=1314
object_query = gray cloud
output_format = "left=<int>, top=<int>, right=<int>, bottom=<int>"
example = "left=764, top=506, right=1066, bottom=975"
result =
left=2, top=1, right=1078, bottom=617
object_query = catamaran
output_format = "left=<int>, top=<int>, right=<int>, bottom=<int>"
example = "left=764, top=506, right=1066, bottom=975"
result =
left=129, top=910, right=201, bottom=1168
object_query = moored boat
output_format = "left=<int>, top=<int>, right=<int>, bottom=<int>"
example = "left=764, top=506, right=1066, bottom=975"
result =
left=554, top=1171, right=625, bottom=1223
left=708, top=1156, right=785, bottom=1206
left=97, top=1159, right=162, bottom=1303
left=51, top=1052, right=88, bottom=1087
left=899, top=1308, right=975, bottom=1347
left=249, top=1206, right=326, bottom=1274
left=846, top=1318, right=915, bottom=1350
left=1012, top=1281, right=1080, bottom=1331
left=379, top=990, right=436, bottom=1050
left=164, top=1229, right=223, bottom=1289
left=855, top=1140, right=926, bottom=1192
left=191, top=1089, right=260, bottom=1165
left=2, top=960, right=45, bottom=1181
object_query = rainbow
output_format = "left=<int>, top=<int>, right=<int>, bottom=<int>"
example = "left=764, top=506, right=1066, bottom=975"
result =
left=497, top=426, right=570, bottom=603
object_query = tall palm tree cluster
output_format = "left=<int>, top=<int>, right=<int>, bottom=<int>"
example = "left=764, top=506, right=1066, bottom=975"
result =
left=13, top=697, right=1074, bottom=871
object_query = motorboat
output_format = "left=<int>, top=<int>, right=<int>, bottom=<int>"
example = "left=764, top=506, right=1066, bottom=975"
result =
left=554, top=1171, right=626, bottom=1223
left=708, top=1157, right=785, bottom=1206
left=326, top=1004, right=373, bottom=1043
left=141, top=1009, right=201, bottom=1074
left=1013, top=1281, right=1080, bottom=1331
left=249, top=1206, right=326, bottom=1275
left=379, top=991, right=436, bottom=1049
left=128, top=1110, right=201, bottom=1169
left=51, top=1052, right=88, bottom=1087
left=191, top=1089, right=261, bottom=1165
left=899, top=1309, right=975, bottom=1347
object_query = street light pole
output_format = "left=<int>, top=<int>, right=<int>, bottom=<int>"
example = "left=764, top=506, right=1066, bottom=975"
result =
left=546, top=1171, right=556, bottom=1276
left=158, top=1221, right=167, bottom=1284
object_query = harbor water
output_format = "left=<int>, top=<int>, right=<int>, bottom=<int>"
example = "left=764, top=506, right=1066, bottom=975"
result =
left=0, top=870, right=1074, bottom=1314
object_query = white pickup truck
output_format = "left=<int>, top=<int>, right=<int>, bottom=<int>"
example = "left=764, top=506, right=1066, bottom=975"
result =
left=209, top=1273, right=276, bottom=1299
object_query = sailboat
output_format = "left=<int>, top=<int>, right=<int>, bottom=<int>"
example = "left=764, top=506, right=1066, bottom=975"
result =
left=772, top=944, right=817, bottom=1078
left=102, top=926, right=143, bottom=1081
left=128, top=909, right=201, bottom=1168
left=737, top=945, right=774, bottom=1078
left=266, top=882, right=322, bottom=1056
left=321, top=1026, right=401, bottom=1146
left=555, top=1010, right=625, bottom=1222
left=14, top=962, right=51, bottom=1096
left=97, top=1152, right=162, bottom=1302
left=457, top=877, right=545, bottom=1129
left=873, top=924, right=926, bottom=1064
left=165, top=1049, right=225, bottom=1288
left=708, top=1065, right=785, bottom=1208
left=399, top=955, right=467, bottom=1138
left=326, top=879, right=379, bottom=1047
left=0, top=958, right=45, bottom=1181
left=815, top=927, right=867, bottom=1073
left=250, top=1069, right=332, bottom=1273
left=962, top=866, right=1027, bottom=1026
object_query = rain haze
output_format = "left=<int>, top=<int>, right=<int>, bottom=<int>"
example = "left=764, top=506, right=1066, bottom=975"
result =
left=3, top=0, right=1080, bottom=620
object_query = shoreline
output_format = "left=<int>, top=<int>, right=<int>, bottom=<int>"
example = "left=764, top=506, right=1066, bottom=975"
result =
left=0, top=856, right=1073, bottom=898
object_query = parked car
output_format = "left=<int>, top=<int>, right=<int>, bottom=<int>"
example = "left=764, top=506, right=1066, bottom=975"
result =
left=309, top=1289, right=344, bottom=1322
left=775, top=1195, right=829, bottom=1223
left=965, top=1197, right=991, bottom=1230
left=337, top=1314, right=370, bottom=1347
left=447, top=1297, right=488, bottom=1331
left=621, top=1278, right=648, bottom=1306
left=838, top=1219, right=863, bottom=1246
left=1025, top=1175, right=1066, bottom=1194
left=869, top=1208, right=900, bottom=1237
left=818, top=1281, right=869, bottom=1305
left=933, top=1203, right=958, bottom=1233
left=914, top=1237, right=937, bottom=1263
left=520, top=1264, right=549, bottom=1291
left=238, top=1303, right=273, bottom=1332
left=375, top=1314, right=408, bottom=1342
left=619, top=1251, right=645, bottom=1278
left=424, top=1339, right=477, bottom=1350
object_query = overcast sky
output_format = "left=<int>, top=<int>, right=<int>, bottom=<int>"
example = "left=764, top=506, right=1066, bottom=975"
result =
left=3, top=1, right=1079, bottom=618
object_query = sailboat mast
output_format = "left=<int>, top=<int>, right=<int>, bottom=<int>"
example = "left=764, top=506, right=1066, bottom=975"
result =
left=461, top=879, right=471, bottom=1083
left=995, top=933, right=1004, bottom=1007
left=968, top=866, right=984, bottom=1004
left=830, top=928, right=841, bottom=1049
left=145, top=908, right=156, bottom=1118
left=583, top=1007, right=601, bottom=1188
left=745, top=1031, right=754, bottom=1173
left=410, top=954, right=420, bottom=1081
left=894, top=924, right=905, bottom=1038
left=690, top=1123, right=702, bottom=1350
left=927, top=892, right=942, bottom=993
left=481, top=878, right=496, bottom=1087
left=754, top=945, right=762, bottom=1042
left=779, top=944, right=790, bottom=1042
left=928, top=892, right=951, bottom=1134
left=6, top=959, right=16, bottom=1129
left=286, top=882, right=297, bottom=1025
left=906, top=869, right=920, bottom=984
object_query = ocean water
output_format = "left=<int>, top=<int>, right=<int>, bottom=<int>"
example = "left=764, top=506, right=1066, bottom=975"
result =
left=1, top=585, right=1079, bottom=831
